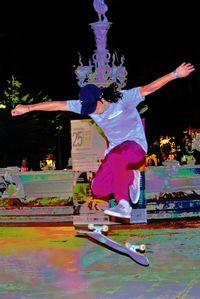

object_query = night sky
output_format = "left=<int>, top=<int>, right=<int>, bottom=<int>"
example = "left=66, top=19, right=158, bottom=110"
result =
left=1, top=0, right=199, bottom=144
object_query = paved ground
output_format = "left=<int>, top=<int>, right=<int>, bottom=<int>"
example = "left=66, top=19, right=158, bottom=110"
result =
left=0, top=220, right=200, bottom=299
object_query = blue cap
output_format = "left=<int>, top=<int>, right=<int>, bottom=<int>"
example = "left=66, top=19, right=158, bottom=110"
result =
left=79, top=84, right=102, bottom=115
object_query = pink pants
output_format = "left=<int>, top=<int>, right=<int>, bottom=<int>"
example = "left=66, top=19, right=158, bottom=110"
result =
left=92, top=140, right=146, bottom=203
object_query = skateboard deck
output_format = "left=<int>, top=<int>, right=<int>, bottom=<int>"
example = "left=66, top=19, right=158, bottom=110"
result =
left=76, top=224, right=149, bottom=267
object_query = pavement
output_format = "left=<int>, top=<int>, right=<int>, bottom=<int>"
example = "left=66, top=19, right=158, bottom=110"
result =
left=0, top=220, right=200, bottom=298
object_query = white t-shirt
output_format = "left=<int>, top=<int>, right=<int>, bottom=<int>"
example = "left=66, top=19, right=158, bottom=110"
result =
left=67, top=87, right=147, bottom=155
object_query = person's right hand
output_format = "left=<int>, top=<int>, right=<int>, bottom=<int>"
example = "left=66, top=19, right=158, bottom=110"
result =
left=11, top=104, right=29, bottom=116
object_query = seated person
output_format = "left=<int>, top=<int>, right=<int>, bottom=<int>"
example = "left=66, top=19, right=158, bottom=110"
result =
left=20, top=158, right=32, bottom=172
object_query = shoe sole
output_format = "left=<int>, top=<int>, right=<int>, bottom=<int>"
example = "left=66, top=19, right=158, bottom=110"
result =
left=129, top=170, right=140, bottom=204
left=104, top=209, right=132, bottom=219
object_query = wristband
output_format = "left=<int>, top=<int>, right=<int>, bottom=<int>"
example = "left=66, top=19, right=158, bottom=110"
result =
left=172, top=70, right=179, bottom=79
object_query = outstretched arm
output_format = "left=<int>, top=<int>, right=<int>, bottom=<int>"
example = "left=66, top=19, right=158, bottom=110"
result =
left=140, top=62, right=195, bottom=97
left=11, top=100, right=69, bottom=116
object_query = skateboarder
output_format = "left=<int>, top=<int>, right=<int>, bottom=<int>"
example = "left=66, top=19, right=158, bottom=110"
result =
left=11, top=62, right=195, bottom=218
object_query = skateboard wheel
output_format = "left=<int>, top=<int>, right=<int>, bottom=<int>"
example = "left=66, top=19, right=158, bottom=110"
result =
left=102, top=225, right=109, bottom=232
left=88, top=224, right=94, bottom=230
left=125, top=242, right=146, bottom=253
left=139, top=244, right=146, bottom=252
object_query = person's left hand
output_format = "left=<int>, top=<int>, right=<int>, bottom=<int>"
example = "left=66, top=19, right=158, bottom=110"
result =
left=175, top=62, right=195, bottom=78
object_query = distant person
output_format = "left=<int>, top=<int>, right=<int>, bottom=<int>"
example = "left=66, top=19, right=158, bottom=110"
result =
left=146, top=157, right=156, bottom=166
left=40, top=160, right=49, bottom=171
left=11, top=62, right=195, bottom=218
left=20, top=158, right=32, bottom=172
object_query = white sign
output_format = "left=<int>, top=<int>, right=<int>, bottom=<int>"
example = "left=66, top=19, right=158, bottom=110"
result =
left=71, top=119, right=107, bottom=172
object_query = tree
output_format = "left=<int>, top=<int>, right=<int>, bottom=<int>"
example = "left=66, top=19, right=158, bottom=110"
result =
left=0, top=75, right=71, bottom=169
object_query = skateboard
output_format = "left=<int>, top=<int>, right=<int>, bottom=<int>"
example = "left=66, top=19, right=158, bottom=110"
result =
left=76, top=224, right=149, bottom=267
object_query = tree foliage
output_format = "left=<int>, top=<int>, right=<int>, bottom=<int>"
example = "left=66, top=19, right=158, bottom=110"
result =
left=0, top=76, right=71, bottom=169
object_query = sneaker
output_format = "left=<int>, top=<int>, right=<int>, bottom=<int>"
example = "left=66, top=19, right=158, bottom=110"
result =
left=104, top=199, right=132, bottom=219
left=129, top=170, right=141, bottom=204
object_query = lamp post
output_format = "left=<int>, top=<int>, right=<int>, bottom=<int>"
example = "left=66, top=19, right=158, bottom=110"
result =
left=75, top=0, right=127, bottom=89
